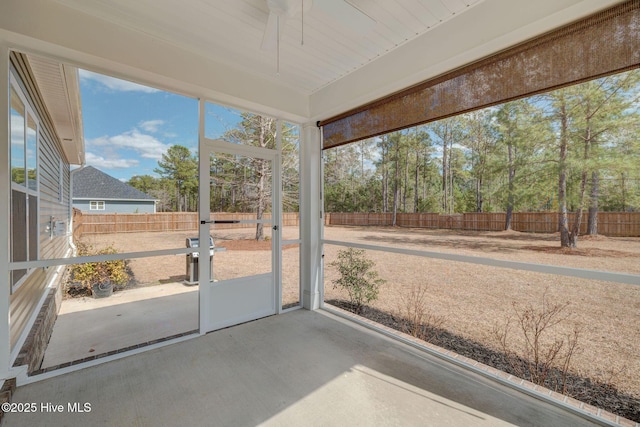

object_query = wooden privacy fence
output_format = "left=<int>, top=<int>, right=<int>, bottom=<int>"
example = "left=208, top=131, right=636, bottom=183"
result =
left=74, top=211, right=640, bottom=237
left=325, top=212, right=640, bottom=237
left=75, top=211, right=300, bottom=235
left=72, top=208, right=84, bottom=241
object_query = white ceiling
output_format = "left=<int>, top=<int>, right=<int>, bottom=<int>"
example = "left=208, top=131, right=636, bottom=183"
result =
left=51, top=0, right=483, bottom=95
left=1, top=0, right=624, bottom=122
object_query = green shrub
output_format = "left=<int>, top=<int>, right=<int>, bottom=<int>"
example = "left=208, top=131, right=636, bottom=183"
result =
left=329, top=248, right=385, bottom=314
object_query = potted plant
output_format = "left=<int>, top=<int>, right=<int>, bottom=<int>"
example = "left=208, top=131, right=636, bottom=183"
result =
left=67, top=242, right=130, bottom=298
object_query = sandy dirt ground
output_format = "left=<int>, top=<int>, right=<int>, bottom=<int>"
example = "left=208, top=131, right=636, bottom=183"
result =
left=79, top=225, right=640, bottom=402
left=79, top=226, right=301, bottom=307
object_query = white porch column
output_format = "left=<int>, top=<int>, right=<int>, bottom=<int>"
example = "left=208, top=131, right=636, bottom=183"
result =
left=300, top=122, right=322, bottom=310
left=0, top=43, right=11, bottom=379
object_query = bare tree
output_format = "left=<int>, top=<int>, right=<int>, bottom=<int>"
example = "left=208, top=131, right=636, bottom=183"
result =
left=223, top=114, right=276, bottom=240
left=493, top=291, right=582, bottom=393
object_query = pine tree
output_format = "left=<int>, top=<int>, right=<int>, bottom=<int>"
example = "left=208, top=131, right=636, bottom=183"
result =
left=154, top=145, right=197, bottom=212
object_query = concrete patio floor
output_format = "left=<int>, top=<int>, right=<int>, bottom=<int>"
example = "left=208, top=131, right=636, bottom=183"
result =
left=8, top=309, right=599, bottom=427
left=41, top=282, right=198, bottom=369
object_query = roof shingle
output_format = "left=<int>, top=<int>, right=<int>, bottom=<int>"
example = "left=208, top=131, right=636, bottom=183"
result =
left=72, top=166, right=155, bottom=200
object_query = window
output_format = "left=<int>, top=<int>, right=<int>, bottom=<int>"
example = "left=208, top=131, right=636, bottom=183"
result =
left=10, top=79, right=39, bottom=290
left=90, top=201, right=105, bottom=210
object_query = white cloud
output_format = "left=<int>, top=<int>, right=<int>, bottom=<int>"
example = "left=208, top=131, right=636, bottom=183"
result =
left=79, top=69, right=159, bottom=93
left=89, top=130, right=170, bottom=161
left=139, top=120, right=164, bottom=133
left=85, top=152, right=139, bottom=169
left=10, top=114, right=24, bottom=145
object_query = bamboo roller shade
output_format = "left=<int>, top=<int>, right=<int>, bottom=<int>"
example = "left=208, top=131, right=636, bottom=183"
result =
left=320, top=0, right=640, bottom=149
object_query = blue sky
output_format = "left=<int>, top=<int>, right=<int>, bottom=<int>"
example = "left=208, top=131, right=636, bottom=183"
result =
left=79, top=70, right=241, bottom=181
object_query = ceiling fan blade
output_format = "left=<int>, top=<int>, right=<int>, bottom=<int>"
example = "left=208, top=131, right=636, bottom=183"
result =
left=313, top=0, right=375, bottom=35
left=261, top=12, right=279, bottom=51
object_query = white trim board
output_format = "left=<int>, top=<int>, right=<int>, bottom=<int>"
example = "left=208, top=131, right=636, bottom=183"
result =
left=323, top=239, right=640, bottom=286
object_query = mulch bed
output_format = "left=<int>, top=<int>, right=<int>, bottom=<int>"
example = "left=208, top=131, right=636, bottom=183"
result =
left=326, top=299, right=640, bottom=423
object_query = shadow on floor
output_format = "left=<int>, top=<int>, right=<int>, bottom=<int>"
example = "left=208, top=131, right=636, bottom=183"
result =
left=41, top=284, right=198, bottom=370
left=8, top=310, right=601, bottom=427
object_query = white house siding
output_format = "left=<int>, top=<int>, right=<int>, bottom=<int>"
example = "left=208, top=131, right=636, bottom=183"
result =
left=9, top=52, right=71, bottom=351
left=38, top=127, right=71, bottom=259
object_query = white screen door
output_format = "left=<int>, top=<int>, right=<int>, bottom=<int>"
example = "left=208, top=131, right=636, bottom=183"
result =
left=198, top=138, right=280, bottom=332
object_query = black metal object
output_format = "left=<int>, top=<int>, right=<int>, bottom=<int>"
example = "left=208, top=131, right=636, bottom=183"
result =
left=185, top=236, right=214, bottom=285
left=200, top=220, right=241, bottom=224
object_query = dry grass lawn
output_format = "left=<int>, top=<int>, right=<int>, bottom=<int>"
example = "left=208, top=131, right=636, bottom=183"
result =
left=80, top=225, right=640, bottom=417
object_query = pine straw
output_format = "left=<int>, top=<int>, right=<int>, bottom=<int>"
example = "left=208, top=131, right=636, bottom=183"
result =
left=327, top=300, right=640, bottom=423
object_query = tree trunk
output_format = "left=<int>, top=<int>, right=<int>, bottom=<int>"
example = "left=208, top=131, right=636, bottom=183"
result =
left=414, top=150, right=420, bottom=212
left=360, top=143, right=365, bottom=180
left=392, top=142, right=400, bottom=226
left=403, top=149, right=409, bottom=212
left=568, top=120, right=591, bottom=243
left=255, top=157, right=267, bottom=241
left=505, top=204, right=513, bottom=231
left=176, top=184, right=182, bottom=212
left=476, top=176, right=483, bottom=212
left=572, top=145, right=590, bottom=240
left=382, top=143, right=388, bottom=212
left=442, top=139, right=448, bottom=213
left=382, top=166, right=388, bottom=212
left=620, top=172, right=627, bottom=211
left=449, top=149, right=455, bottom=214
left=558, top=94, right=576, bottom=248
left=475, top=145, right=483, bottom=213
left=587, top=171, right=599, bottom=235
left=505, top=141, right=515, bottom=230
left=255, top=118, right=268, bottom=241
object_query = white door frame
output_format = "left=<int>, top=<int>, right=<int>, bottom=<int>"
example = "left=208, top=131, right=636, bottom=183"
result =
left=198, top=134, right=281, bottom=333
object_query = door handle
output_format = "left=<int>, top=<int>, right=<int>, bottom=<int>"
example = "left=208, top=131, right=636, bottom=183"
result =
left=273, top=225, right=279, bottom=231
